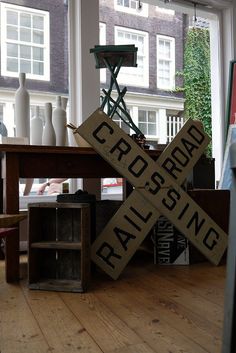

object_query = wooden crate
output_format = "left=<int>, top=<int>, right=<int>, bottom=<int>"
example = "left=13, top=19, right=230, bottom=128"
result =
left=28, top=202, right=90, bottom=292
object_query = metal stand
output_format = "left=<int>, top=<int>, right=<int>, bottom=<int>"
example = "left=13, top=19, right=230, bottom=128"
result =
left=90, top=44, right=143, bottom=136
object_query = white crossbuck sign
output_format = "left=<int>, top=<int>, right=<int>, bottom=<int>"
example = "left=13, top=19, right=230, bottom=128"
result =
left=78, top=109, right=228, bottom=279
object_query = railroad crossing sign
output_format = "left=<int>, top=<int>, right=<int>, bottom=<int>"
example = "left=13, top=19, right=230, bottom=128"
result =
left=77, top=109, right=228, bottom=279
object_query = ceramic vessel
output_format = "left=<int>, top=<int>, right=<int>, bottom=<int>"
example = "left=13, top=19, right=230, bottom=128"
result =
left=52, top=96, right=67, bottom=146
left=30, top=106, right=43, bottom=145
left=42, top=103, right=56, bottom=146
left=15, top=73, right=30, bottom=141
left=61, top=97, right=69, bottom=146
left=61, top=97, right=68, bottom=111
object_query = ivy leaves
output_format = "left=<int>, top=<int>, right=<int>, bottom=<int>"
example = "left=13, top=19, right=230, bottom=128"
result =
left=183, top=28, right=212, bottom=156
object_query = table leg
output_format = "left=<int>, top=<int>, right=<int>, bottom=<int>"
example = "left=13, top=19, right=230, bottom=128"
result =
left=2, top=154, right=20, bottom=282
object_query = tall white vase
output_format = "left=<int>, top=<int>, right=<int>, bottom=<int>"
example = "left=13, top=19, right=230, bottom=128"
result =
left=15, top=72, right=30, bottom=141
left=61, top=97, right=68, bottom=111
left=52, top=96, right=67, bottom=146
left=61, top=97, right=68, bottom=146
left=42, top=103, right=56, bottom=146
left=30, top=106, right=43, bottom=145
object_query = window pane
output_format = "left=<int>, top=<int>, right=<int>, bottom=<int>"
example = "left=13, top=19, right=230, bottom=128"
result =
left=33, top=61, right=44, bottom=75
left=7, top=58, right=18, bottom=72
left=33, top=30, right=44, bottom=44
left=148, top=111, right=156, bottom=122
left=131, top=1, right=137, bottom=9
left=20, top=59, right=31, bottom=73
left=117, top=31, right=123, bottom=39
left=20, top=45, right=31, bottom=59
left=7, top=26, right=18, bottom=40
left=20, top=28, right=31, bottom=42
left=33, top=47, right=44, bottom=61
left=20, top=13, right=31, bottom=28
left=121, top=121, right=130, bottom=134
left=124, top=0, right=129, bottom=7
left=33, top=15, right=44, bottom=30
left=148, top=124, right=156, bottom=135
left=7, top=43, right=18, bottom=57
left=139, top=123, right=147, bottom=135
left=7, top=10, right=18, bottom=25
left=138, top=110, right=146, bottom=121
left=163, top=42, right=170, bottom=58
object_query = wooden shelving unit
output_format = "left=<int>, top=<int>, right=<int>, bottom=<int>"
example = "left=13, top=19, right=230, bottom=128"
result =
left=28, top=202, right=91, bottom=292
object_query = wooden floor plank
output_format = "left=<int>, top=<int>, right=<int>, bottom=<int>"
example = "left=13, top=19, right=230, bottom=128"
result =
left=93, top=272, right=220, bottom=353
left=21, top=287, right=103, bottom=353
left=0, top=264, right=49, bottom=353
left=106, top=342, right=158, bottom=353
left=127, top=259, right=224, bottom=329
left=0, top=255, right=226, bottom=353
left=150, top=263, right=225, bottom=306
left=60, top=291, right=147, bottom=353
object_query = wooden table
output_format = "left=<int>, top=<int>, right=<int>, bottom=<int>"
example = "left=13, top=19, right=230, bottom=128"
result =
left=0, top=144, right=164, bottom=282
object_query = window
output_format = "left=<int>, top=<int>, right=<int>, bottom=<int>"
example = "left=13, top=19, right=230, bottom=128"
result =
left=115, top=0, right=148, bottom=17
left=112, top=109, right=131, bottom=134
left=112, top=106, right=159, bottom=140
left=99, top=22, right=106, bottom=83
left=115, top=26, right=149, bottom=87
left=138, top=110, right=157, bottom=137
left=1, top=2, right=50, bottom=80
left=157, top=35, right=175, bottom=90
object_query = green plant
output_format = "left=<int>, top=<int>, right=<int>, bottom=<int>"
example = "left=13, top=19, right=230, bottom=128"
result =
left=182, top=27, right=212, bottom=156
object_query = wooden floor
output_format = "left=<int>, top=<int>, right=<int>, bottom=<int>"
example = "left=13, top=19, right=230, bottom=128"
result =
left=0, top=253, right=226, bottom=353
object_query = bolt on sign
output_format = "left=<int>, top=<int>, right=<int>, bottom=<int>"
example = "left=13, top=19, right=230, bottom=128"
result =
left=77, top=109, right=228, bottom=280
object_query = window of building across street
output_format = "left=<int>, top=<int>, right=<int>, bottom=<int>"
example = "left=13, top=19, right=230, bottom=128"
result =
left=115, top=0, right=148, bottom=17
left=115, top=26, right=149, bottom=87
left=0, top=2, right=50, bottom=80
left=138, top=109, right=157, bottom=137
left=156, top=34, right=175, bottom=90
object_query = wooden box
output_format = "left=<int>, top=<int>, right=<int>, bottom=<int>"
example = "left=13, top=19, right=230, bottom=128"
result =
left=28, top=202, right=90, bottom=292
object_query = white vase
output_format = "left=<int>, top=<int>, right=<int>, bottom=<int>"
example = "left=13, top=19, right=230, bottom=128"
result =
left=52, top=96, right=67, bottom=146
left=30, top=106, right=43, bottom=145
left=61, top=97, right=68, bottom=146
left=61, top=97, right=68, bottom=111
left=15, top=72, right=30, bottom=141
left=42, top=103, right=56, bottom=146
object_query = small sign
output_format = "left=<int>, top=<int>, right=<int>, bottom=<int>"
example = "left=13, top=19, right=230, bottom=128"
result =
left=78, top=110, right=228, bottom=279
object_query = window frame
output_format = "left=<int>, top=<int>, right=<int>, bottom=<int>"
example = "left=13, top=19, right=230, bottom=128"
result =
left=156, top=34, right=175, bottom=90
left=113, top=105, right=159, bottom=140
left=114, top=0, right=148, bottom=17
left=114, top=26, right=149, bottom=88
left=0, top=2, right=50, bottom=81
left=137, top=109, right=158, bottom=139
